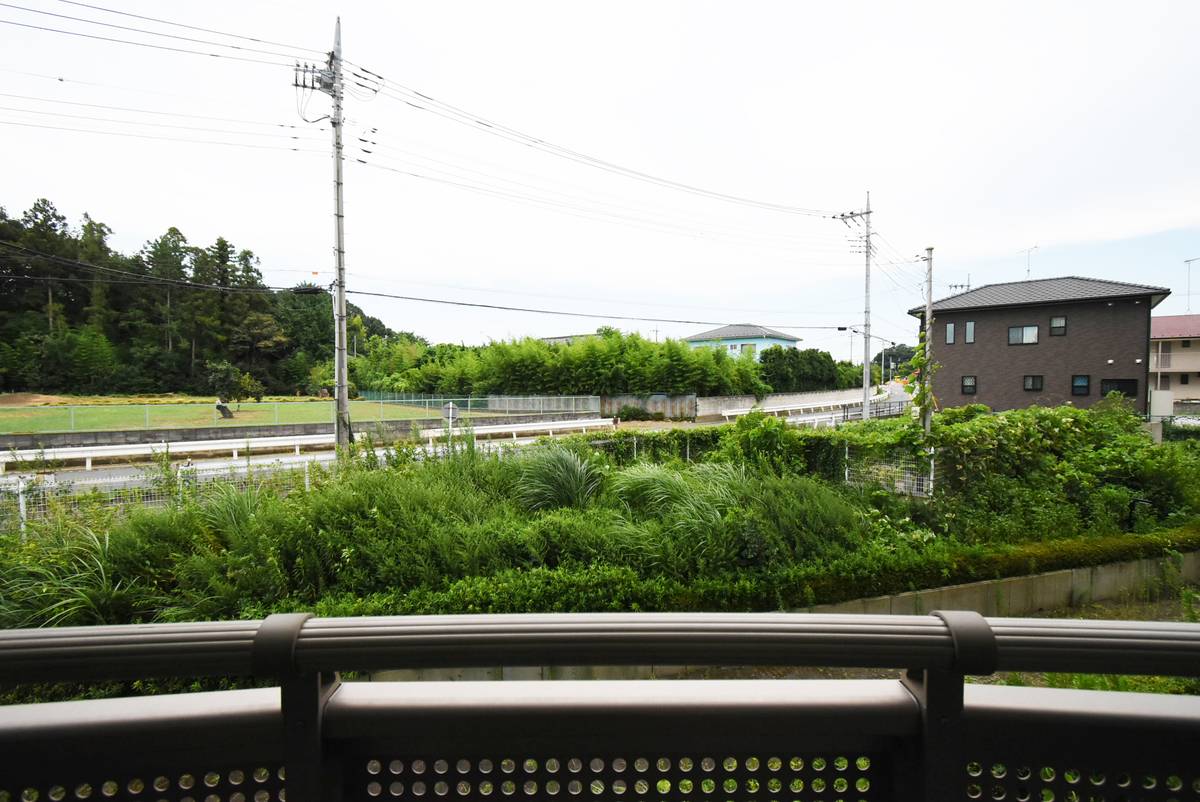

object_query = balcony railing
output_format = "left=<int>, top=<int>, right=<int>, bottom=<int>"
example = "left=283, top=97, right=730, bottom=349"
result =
left=2, top=612, right=1199, bottom=802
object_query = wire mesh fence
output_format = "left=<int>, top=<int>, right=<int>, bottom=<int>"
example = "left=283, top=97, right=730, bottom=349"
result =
left=0, top=461, right=322, bottom=537
left=0, top=396, right=603, bottom=435
left=843, top=445, right=934, bottom=497
left=360, top=392, right=600, bottom=415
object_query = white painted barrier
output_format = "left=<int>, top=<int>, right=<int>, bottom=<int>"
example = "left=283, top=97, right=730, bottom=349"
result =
left=721, top=388, right=889, bottom=420
left=419, top=418, right=614, bottom=446
left=0, top=433, right=334, bottom=473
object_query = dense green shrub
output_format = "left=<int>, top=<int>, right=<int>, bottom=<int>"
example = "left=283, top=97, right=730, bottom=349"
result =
left=515, top=445, right=606, bottom=511
left=615, top=405, right=665, bottom=421
left=3, top=399, right=1200, bottom=634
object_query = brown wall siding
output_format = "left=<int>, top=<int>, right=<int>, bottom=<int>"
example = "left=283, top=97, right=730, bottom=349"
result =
left=930, top=298, right=1152, bottom=413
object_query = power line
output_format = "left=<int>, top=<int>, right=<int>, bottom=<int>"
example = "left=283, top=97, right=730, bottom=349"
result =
left=0, top=241, right=286, bottom=294
left=0, top=18, right=293, bottom=66
left=0, top=2, right=311, bottom=60
left=0, top=91, right=314, bottom=128
left=343, top=287, right=846, bottom=331
left=353, top=155, right=858, bottom=255
left=53, top=0, right=327, bottom=54
left=352, top=75, right=838, bottom=218
left=0, top=119, right=326, bottom=152
left=355, top=134, right=855, bottom=250
left=0, top=105, right=326, bottom=140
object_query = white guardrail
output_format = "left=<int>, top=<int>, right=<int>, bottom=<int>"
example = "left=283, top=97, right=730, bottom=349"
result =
left=419, top=417, right=614, bottom=446
left=0, top=433, right=334, bottom=473
left=720, top=388, right=890, bottom=420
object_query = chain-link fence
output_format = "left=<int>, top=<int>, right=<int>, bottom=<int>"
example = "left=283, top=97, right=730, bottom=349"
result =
left=843, top=445, right=934, bottom=497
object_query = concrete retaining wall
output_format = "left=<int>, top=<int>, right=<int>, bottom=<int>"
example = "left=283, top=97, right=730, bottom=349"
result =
left=370, top=550, right=1199, bottom=682
left=601, top=394, right=697, bottom=419
left=695, top=388, right=871, bottom=419
left=1, top=412, right=596, bottom=450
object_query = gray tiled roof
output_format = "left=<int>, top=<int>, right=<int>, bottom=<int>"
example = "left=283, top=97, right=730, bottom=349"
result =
left=684, top=324, right=799, bottom=342
left=907, top=276, right=1171, bottom=316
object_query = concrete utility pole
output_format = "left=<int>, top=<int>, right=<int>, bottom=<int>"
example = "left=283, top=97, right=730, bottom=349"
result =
left=862, top=192, right=872, bottom=419
left=297, top=21, right=352, bottom=445
left=835, top=194, right=873, bottom=420
left=330, top=20, right=350, bottom=446
left=923, top=247, right=934, bottom=436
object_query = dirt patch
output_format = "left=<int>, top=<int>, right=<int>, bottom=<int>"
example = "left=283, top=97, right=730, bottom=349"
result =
left=0, top=393, right=70, bottom=407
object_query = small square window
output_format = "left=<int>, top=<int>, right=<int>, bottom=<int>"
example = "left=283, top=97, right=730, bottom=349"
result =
left=1008, top=325, right=1038, bottom=345
left=961, top=375, right=976, bottom=395
left=965, top=321, right=975, bottom=344
left=1023, top=375, right=1043, bottom=391
left=1050, top=316, right=1066, bottom=336
left=1183, top=373, right=1191, bottom=385
left=1184, top=340, right=1192, bottom=348
left=945, top=323, right=955, bottom=345
left=1072, top=375, right=1090, bottom=396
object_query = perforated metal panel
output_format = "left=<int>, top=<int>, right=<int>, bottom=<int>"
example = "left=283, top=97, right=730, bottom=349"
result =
left=0, top=765, right=286, bottom=802
left=962, top=760, right=1200, bottom=802
left=350, top=752, right=887, bottom=802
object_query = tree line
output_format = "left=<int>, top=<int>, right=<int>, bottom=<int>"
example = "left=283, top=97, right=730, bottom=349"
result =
left=1, top=199, right=898, bottom=399
left=0, top=199, right=394, bottom=396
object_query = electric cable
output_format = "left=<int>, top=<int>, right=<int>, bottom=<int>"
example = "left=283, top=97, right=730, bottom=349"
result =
left=0, top=119, right=326, bottom=152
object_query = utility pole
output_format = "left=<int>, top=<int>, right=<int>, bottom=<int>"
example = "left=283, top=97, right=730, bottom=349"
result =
left=1185, top=257, right=1199, bottom=314
left=835, top=193, right=873, bottom=420
left=296, top=20, right=351, bottom=445
left=922, top=247, right=934, bottom=436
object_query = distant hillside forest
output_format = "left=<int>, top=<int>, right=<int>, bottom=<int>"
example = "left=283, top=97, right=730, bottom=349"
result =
left=1, top=200, right=895, bottom=399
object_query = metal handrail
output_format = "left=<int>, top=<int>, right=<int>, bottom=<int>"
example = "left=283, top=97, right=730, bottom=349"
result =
left=3, top=613, right=1200, bottom=684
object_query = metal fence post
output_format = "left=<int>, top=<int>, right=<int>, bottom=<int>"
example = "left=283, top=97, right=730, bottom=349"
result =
left=16, top=476, right=27, bottom=540
left=275, top=403, right=280, bottom=425
left=69, top=405, right=75, bottom=431
left=304, top=461, right=311, bottom=492
left=144, top=404, right=150, bottom=429
left=844, top=443, right=850, bottom=483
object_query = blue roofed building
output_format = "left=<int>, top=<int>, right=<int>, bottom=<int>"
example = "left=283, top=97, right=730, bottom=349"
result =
left=684, top=324, right=800, bottom=361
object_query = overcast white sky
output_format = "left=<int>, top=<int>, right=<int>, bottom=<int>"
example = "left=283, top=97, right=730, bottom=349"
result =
left=3, top=0, right=1198, bottom=361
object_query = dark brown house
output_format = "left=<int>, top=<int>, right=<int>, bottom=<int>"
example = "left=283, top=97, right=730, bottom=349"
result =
left=908, top=277, right=1170, bottom=413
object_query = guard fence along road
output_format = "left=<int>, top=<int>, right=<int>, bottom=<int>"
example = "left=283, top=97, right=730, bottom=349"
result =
left=1, top=612, right=1198, bottom=801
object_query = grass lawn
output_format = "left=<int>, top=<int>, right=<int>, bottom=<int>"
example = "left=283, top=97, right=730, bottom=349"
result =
left=0, top=396, right=495, bottom=434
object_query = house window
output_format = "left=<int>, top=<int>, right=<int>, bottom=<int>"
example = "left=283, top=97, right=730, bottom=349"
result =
left=965, top=321, right=975, bottom=343
left=1050, top=316, right=1066, bottom=336
left=1008, top=325, right=1039, bottom=345
left=727, top=344, right=738, bottom=352
left=741, top=343, right=756, bottom=357
left=961, top=375, right=976, bottom=395
left=1183, top=374, right=1191, bottom=386
left=1023, top=375, right=1043, bottom=391
left=1184, top=340, right=1192, bottom=348
left=945, top=323, right=955, bottom=345
left=1072, top=375, right=1090, bottom=396
left=1100, top=379, right=1138, bottom=398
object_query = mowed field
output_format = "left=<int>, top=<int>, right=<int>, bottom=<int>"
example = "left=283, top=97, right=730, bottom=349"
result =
left=0, top=394, right=491, bottom=434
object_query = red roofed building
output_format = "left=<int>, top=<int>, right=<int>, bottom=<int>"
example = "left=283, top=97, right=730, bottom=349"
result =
left=1150, top=314, right=1200, bottom=401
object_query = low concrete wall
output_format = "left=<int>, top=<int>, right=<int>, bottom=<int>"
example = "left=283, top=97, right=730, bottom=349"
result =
left=601, top=394, right=697, bottom=419
left=370, top=550, right=1199, bottom=682
left=695, top=388, right=871, bottom=419
left=808, top=551, right=1199, bottom=615
left=1, top=412, right=596, bottom=450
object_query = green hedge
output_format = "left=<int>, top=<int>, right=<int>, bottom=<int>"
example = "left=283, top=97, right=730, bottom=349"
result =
left=305, top=523, right=1200, bottom=616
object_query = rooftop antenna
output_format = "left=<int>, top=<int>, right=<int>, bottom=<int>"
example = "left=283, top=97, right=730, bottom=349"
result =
left=1185, top=257, right=1199, bottom=313
left=1017, top=246, right=1036, bottom=280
